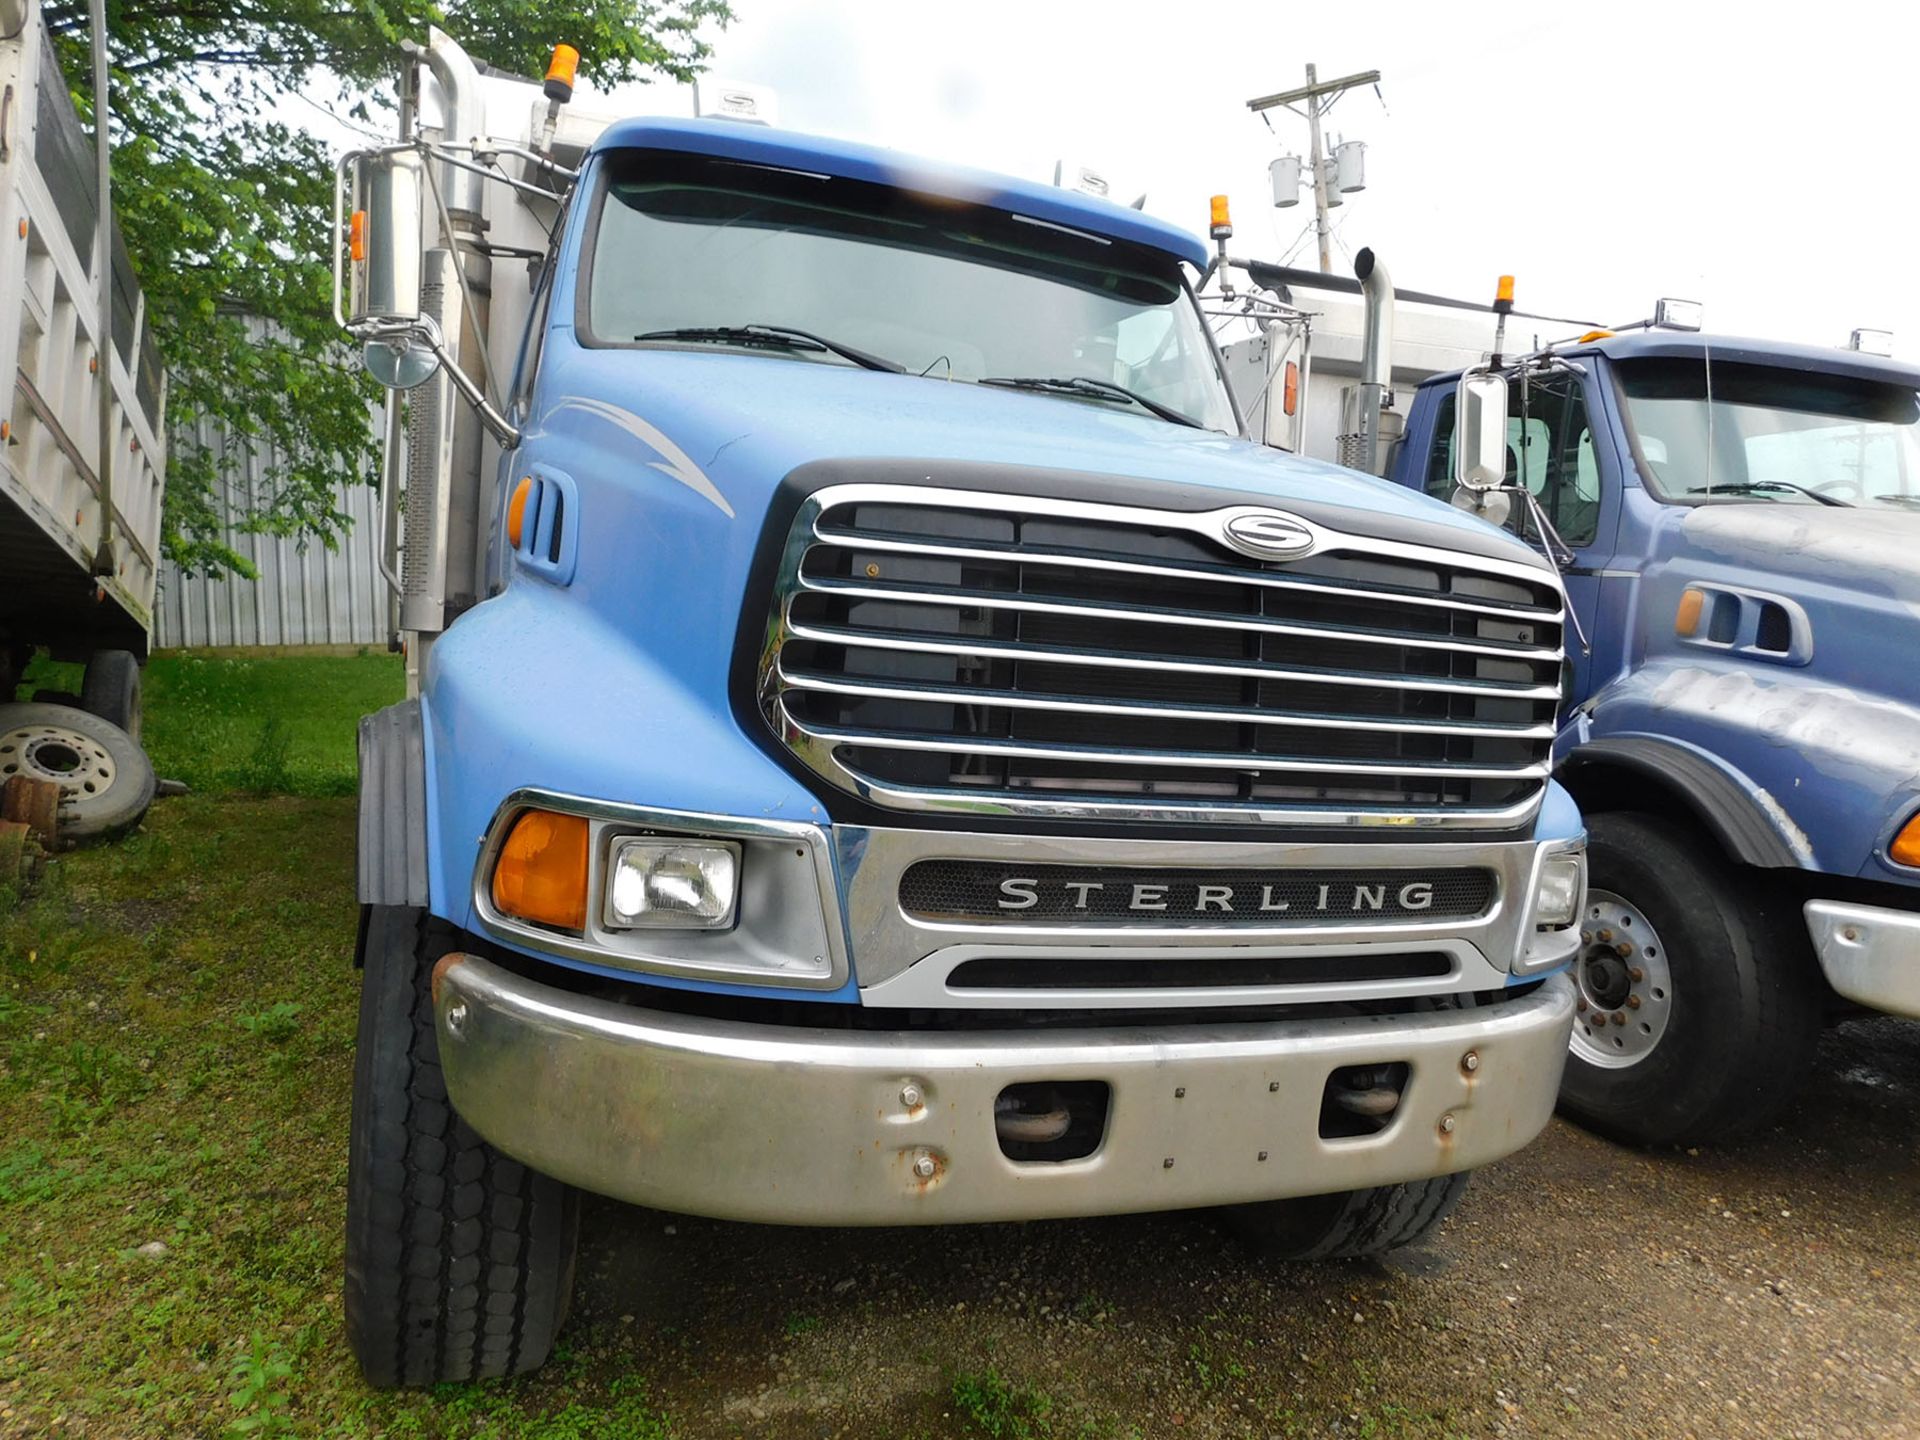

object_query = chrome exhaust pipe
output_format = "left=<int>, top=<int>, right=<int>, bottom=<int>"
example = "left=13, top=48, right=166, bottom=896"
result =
left=1354, top=247, right=1394, bottom=475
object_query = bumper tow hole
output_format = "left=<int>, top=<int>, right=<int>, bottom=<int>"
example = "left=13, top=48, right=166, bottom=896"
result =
left=1320, top=1061, right=1409, bottom=1140
left=995, top=1081, right=1108, bottom=1162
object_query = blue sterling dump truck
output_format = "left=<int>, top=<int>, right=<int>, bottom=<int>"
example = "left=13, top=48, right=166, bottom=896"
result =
left=1386, top=309, right=1920, bottom=1148
left=333, top=32, right=1588, bottom=1385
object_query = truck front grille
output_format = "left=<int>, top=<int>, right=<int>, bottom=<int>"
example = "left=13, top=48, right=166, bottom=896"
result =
left=757, top=484, right=1564, bottom=827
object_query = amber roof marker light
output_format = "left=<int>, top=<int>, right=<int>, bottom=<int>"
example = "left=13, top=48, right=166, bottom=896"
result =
left=544, top=44, right=580, bottom=104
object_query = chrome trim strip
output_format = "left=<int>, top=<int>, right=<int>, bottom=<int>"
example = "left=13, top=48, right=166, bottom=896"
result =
left=814, top=526, right=1562, bottom=621
left=784, top=712, right=1553, bottom=781
left=813, top=762, right=1546, bottom=828
left=857, top=937, right=1489, bottom=1010
left=783, top=620, right=1562, bottom=700
left=795, top=574, right=1565, bottom=663
left=469, top=788, right=850, bottom=990
left=776, top=662, right=1558, bottom=740
left=810, top=483, right=1565, bottom=607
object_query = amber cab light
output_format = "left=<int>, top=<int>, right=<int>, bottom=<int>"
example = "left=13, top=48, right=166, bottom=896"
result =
left=1892, top=813, right=1920, bottom=868
left=492, top=809, right=590, bottom=931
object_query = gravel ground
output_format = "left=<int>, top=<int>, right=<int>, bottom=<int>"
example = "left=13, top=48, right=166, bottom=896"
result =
left=565, top=1016, right=1920, bottom=1439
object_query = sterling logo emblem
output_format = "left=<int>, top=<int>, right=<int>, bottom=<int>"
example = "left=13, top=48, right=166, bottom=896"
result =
left=1221, top=509, right=1316, bottom=561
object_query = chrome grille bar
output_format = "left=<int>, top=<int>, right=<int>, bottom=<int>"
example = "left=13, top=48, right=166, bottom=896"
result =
left=786, top=717, right=1553, bottom=781
left=783, top=619, right=1562, bottom=700
left=812, top=524, right=1564, bottom=623
left=795, top=572, right=1564, bottom=663
left=775, top=664, right=1558, bottom=740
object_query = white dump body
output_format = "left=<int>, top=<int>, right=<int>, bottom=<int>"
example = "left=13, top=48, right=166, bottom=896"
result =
left=0, top=0, right=165, bottom=650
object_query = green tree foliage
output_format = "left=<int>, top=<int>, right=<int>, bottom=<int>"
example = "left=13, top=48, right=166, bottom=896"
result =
left=49, top=0, right=730, bottom=575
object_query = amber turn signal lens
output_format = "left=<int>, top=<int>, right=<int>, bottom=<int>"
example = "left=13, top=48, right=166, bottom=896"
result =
left=349, top=209, right=366, bottom=262
left=1892, top=814, right=1920, bottom=868
left=1282, top=360, right=1299, bottom=417
left=507, top=476, right=532, bottom=548
left=1675, top=587, right=1705, bottom=637
left=492, top=809, right=590, bottom=931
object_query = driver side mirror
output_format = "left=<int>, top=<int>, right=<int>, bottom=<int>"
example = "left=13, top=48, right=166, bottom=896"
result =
left=1454, top=372, right=1509, bottom=490
left=335, top=148, right=440, bottom=390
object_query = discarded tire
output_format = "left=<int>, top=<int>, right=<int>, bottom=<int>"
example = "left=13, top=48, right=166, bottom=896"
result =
left=0, top=702, right=155, bottom=842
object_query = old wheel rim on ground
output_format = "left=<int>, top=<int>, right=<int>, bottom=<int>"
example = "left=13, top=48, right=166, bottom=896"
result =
left=1570, top=888, right=1673, bottom=1069
left=0, top=719, right=117, bottom=797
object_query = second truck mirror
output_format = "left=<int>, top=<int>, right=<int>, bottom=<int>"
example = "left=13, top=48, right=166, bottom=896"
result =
left=1455, top=372, right=1509, bottom=491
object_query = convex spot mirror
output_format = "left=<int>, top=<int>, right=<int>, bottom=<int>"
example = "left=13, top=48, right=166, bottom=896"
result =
left=1455, top=371, right=1510, bottom=491
left=362, top=332, right=441, bottom=390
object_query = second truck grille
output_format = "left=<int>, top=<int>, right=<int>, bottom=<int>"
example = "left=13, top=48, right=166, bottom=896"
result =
left=758, top=484, right=1564, bottom=827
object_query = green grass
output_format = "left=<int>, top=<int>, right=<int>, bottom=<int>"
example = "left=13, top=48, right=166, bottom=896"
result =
left=17, top=651, right=403, bottom=795
left=0, top=794, right=674, bottom=1438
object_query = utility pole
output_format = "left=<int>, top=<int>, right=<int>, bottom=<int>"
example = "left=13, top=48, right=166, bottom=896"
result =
left=1247, top=65, right=1381, bottom=275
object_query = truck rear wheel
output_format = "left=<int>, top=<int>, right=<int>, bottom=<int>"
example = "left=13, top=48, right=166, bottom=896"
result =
left=345, top=905, right=579, bottom=1387
left=1222, top=1172, right=1471, bottom=1260
left=1557, top=812, right=1821, bottom=1147
left=81, top=649, right=141, bottom=741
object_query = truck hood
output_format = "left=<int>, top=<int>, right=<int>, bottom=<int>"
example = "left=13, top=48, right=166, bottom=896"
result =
left=534, top=345, right=1549, bottom=567
left=1676, top=502, right=1920, bottom=596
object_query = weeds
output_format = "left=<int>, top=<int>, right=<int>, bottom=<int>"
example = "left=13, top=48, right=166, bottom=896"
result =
left=951, top=1368, right=1055, bottom=1439
left=226, top=1334, right=295, bottom=1437
left=236, top=1000, right=303, bottom=1042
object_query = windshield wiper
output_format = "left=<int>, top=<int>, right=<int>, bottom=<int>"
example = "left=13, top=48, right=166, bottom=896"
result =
left=1872, top=493, right=1920, bottom=508
left=978, top=375, right=1204, bottom=429
left=1685, top=480, right=1852, bottom=508
left=633, top=325, right=905, bottom=374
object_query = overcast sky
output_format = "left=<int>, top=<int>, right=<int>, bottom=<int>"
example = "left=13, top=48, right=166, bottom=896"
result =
left=610, top=0, right=1917, bottom=356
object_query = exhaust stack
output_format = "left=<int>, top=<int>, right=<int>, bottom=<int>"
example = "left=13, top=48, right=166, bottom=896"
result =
left=1353, top=247, right=1394, bottom=476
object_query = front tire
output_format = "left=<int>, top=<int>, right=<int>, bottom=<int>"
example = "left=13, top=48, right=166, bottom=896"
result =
left=1557, top=812, right=1821, bottom=1147
left=1222, top=1172, right=1471, bottom=1260
left=345, top=905, right=579, bottom=1388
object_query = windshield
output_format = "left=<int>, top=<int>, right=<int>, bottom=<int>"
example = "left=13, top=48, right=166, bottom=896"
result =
left=1617, top=357, right=1920, bottom=510
left=584, top=152, right=1237, bottom=433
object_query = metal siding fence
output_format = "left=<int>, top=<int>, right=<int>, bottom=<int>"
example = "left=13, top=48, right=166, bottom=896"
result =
left=154, top=402, right=391, bottom=650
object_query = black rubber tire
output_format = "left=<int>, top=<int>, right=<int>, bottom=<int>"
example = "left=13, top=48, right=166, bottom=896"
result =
left=345, top=905, right=579, bottom=1388
left=81, top=649, right=142, bottom=742
left=1557, top=812, right=1822, bottom=1147
left=0, top=701, right=155, bottom=841
left=1223, top=1172, right=1472, bottom=1260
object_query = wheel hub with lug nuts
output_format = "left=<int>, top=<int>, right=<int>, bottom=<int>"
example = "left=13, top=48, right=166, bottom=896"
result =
left=0, top=721, right=117, bottom=803
left=1570, top=888, right=1673, bottom=1069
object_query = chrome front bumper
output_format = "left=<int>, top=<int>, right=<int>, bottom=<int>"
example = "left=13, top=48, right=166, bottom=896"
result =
left=432, top=955, right=1575, bottom=1226
left=1806, top=900, right=1920, bottom=1019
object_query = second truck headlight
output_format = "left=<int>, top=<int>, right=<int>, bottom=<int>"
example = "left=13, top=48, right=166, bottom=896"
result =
left=606, top=839, right=739, bottom=929
left=1532, top=850, right=1586, bottom=930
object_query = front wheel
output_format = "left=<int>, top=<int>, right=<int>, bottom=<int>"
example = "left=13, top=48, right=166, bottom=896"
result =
left=1221, top=1172, right=1471, bottom=1260
left=1557, top=812, right=1821, bottom=1147
left=345, top=905, right=579, bottom=1387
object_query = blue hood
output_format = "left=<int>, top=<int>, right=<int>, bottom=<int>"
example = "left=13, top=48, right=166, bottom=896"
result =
left=531, top=343, right=1545, bottom=561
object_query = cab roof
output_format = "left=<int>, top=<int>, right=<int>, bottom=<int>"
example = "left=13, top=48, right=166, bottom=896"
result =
left=1570, top=330, right=1920, bottom=386
left=589, top=116, right=1210, bottom=272
left=1417, top=329, right=1920, bottom=391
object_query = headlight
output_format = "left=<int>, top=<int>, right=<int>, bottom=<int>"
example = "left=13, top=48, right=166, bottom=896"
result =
left=1532, top=851, right=1585, bottom=930
left=605, top=839, right=740, bottom=929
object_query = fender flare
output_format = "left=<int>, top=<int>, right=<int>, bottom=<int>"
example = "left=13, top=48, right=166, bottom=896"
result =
left=1556, top=735, right=1806, bottom=870
left=357, top=698, right=430, bottom=910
